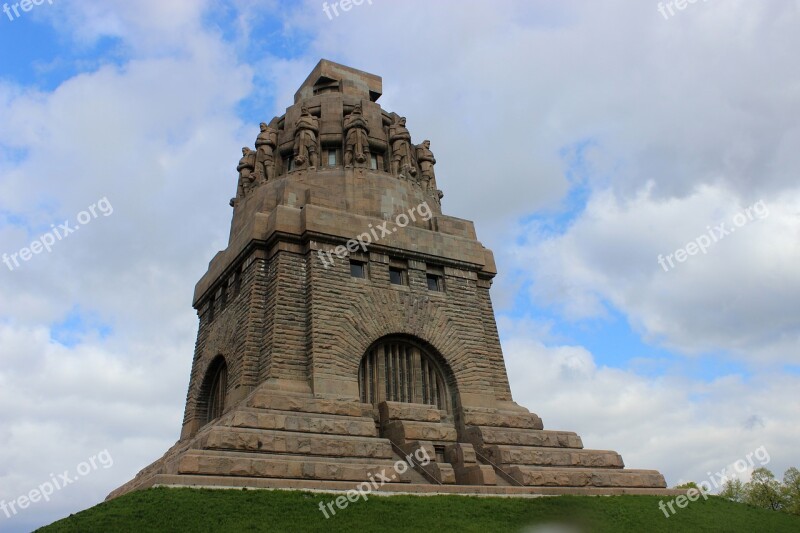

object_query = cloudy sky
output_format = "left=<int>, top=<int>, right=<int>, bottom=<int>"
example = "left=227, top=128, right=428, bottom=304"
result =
left=1, top=0, right=798, bottom=530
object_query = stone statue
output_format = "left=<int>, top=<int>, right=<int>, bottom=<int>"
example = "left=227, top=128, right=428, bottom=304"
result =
left=416, top=140, right=437, bottom=190
left=344, top=104, right=370, bottom=168
left=236, top=147, right=257, bottom=200
left=254, top=122, right=278, bottom=182
left=389, top=116, right=417, bottom=178
left=293, top=105, right=319, bottom=169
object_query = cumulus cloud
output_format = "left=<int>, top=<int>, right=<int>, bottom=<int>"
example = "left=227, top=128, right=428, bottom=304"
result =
left=502, top=332, right=800, bottom=488
left=514, top=184, right=800, bottom=362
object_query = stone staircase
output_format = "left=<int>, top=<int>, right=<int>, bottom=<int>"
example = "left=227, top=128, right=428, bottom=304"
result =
left=108, top=387, right=668, bottom=499
left=108, top=388, right=413, bottom=499
left=462, top=407, right=666, bottom=489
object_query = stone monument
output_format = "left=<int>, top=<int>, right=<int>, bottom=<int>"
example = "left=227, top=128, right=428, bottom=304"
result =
left=110, top=60, right=670, bottom=498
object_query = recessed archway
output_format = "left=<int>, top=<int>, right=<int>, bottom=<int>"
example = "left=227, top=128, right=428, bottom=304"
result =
left=359, top=336, right=454, bottom=412
left=202, top=356, right=228, bottom=424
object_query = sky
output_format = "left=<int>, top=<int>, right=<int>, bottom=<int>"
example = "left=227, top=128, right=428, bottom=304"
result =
left=0, top=0, right=798, bottom=530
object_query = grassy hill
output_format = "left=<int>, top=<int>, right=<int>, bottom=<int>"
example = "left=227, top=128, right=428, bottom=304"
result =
left=39, top=487, right=800, bottom=532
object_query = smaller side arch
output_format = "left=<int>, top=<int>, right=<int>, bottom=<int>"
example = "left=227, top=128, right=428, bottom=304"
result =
left=199, top=355, right=229, bottom=424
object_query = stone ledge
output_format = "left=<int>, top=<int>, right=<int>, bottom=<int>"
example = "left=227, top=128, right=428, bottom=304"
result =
left=176, top=451, right=411, bottom=483
left=482, top=445, right=624, bottom=469
left=462, top=407, right=543, bottom=430
left=248, top=394, right=374, bottom=418
left=383, top=420, right=458, bottom=444
left=379, top=401, right=445, bottom=423
left=228, top=410, right=378, bottom=437
left=144, top=474, right=685, bottom=497
left=465, top=426, right=584, bottom=449
left=201, top=427, right=393, bottom=459
left=506, top=467, right=667, bottom=489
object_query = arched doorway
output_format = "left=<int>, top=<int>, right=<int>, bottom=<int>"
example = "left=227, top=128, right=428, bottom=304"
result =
left=203, top=356, right=228, bottom=423
left=359, top=337, right=452, bottom=411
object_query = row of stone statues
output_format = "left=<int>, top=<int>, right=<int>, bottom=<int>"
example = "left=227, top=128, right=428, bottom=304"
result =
left=235, top=106, right=438, bottom=202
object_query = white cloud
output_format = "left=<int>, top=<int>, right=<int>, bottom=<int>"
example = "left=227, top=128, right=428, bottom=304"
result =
left=503, top=333, right=800, bottom=488
left=514, top=183, right=800, bottom=362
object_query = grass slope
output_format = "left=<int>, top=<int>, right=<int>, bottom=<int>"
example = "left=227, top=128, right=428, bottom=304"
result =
left=39, top=487, right=800, bottom=533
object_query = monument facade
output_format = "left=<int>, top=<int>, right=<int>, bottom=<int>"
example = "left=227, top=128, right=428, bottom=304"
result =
left=110, top=60, right=669, bottom=498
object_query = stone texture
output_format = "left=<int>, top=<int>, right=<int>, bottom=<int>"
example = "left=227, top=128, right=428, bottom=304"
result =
left=506, top=467, right=666, bottom=489
left=383, top=420, right=458, bottom=444
left=379, top=401, right=444, bottom=423
left=228, top=410, right=377, bottom=437
left=464, top=426, right=584, bottom=449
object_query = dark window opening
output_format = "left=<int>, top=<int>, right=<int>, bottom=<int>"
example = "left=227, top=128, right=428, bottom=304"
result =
left=218, top=286, right=227, bottom=312
left=389, top=267, right=407, bottom=286
left=434, top=445, right=446, bottom=464
left=427, top=274, right=444, bottom=292
left=206, top=359, right=228, bottom=423
left=232, top=269, right=242, bottom=299
left=325, top=148, right=340, bottom=167
left=207, top=296, right=215, bottom=323
left=350, top=260, right=367, bottom=279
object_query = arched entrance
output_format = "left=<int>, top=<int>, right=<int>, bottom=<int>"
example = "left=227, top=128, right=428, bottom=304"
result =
left=203, top=356, right=228, bottom=423
left=359, top=336, right=453, bottom=412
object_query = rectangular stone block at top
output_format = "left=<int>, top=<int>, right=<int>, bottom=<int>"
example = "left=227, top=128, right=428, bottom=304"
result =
left=229, top=410, right=378, bottom=437
left=177, top=451, right=411, bottom=483
left=382, top=420, right=458, bottom=444
left=379, top=401, right=444, bottom=423
left=248, top=393, right=373, bottom=417
left=201, top=427, right=393, bottom=459
left=464, top=426, right=584, bottom=449
left=506, top=466, right=666, bottom=489
left=482, top=445, right=624, bottom=468
left=462, top=408, right=543, bottom=430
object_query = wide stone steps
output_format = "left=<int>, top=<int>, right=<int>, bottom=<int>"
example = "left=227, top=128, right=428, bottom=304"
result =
left=176, top=450, right=411, bottom=483
left=199, top=426, right=393, bottom=459
left=481, top=445, right=624, bottom=469
left=504, top=466, right=666, bottom=488
left=465, top=426, right=584, bottom=448
left=225, top=408, right=379, bottom=437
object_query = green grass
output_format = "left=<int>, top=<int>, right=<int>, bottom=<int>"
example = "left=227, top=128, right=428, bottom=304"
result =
left=38, top=487, right=800, bottom=533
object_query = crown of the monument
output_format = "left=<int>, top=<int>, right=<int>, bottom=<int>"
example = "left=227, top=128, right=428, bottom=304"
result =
left=295, top=59, right=383, bottom=103
left=231, top=59, right=442, bottom=213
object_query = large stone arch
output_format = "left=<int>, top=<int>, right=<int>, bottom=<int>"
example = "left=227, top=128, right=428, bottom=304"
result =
left=358, top=334, right=460, bottom=413
left=312, top=288, right=484, bottom=400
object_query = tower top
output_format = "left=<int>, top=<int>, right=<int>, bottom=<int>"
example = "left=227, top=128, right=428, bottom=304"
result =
left=294, top=59, right=383, bottom=104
